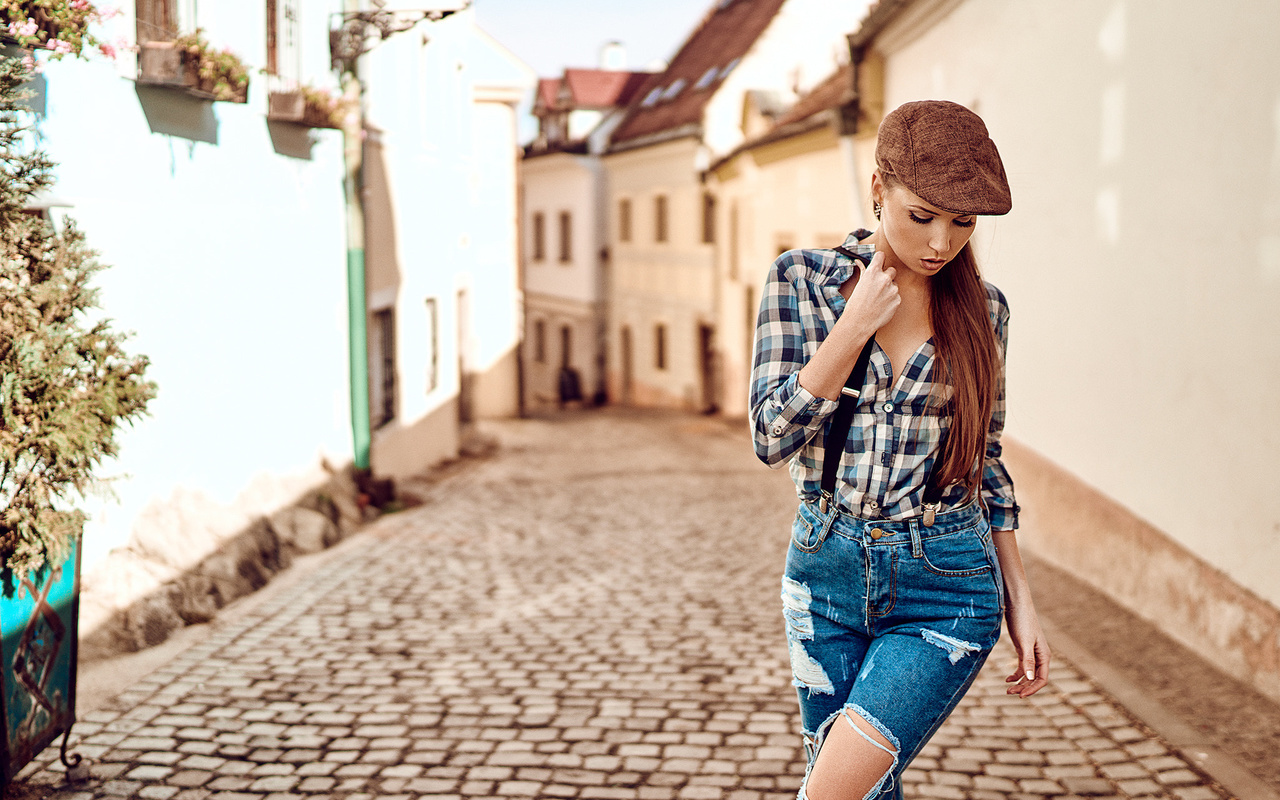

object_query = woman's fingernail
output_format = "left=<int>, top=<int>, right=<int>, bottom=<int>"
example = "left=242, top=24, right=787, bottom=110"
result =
left=1025, top=671, right=1034, bottom=682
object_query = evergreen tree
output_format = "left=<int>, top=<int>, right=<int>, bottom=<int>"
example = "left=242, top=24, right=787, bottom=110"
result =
left=0, top=56, right=155, bottom=578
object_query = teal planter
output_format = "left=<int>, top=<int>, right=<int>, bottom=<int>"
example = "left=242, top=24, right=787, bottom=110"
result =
left=1, top=535, right=81, bottom=788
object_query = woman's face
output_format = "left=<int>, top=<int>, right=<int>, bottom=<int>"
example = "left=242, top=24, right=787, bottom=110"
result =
left=874, top=177, right=977, bottom=279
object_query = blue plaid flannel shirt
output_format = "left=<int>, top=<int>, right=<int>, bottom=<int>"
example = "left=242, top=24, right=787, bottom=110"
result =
left=749, top=231, right=1019, bottom=531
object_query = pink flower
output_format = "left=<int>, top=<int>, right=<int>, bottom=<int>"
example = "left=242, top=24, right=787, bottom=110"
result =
left=48, top=38, right=74, bottom=55
left=98, top=42, right=117, bottom=59
left=10, top=17, right=39, bottom=38
left=21, top=54, right=41, bottom=74
left=70, top=0, right=91, bottom=9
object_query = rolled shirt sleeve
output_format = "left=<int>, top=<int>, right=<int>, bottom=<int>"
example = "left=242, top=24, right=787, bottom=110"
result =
left=749, top=254, right=838, bottom=467
left=980, top=283, right=1020, bottom=531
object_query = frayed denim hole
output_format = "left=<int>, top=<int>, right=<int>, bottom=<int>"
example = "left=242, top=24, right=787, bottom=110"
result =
left=798, top=706, right=900, bottom=800
left=843, top=705, right=901, bottom=800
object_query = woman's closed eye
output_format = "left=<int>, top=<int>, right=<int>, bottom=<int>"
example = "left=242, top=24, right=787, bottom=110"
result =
left=908, top=211, right=975, bottom=229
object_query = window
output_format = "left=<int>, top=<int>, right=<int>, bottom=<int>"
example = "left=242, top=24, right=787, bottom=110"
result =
left=618, top=198, right=632, bottom=243
left=702, top=192, right=716, bottom=244
left=560, top=325, right=572, bottom=369
left=695, top=67, right=718, bottom=90
left=424, top=297, right=439, bottom=393
left=265, top=0, right=300, bottom=83
left=558, top=211, right=572, bottom=263
left=136, top=0, right=177, bottom=43
left=533, top=319, right=546, bottom=363
left=371, top=308, right=396, bottom=429
left=532, top=212, right=545, bottom=261
left=641, top=87, right=662, bottom=107
left=729, top=201, right=739, bottom=280
left=654, top=195, right=668, bottom=243
left=661, top=79, right=686, bottom=102
left=719, top=58, right=740, bottom=81
left=654, top=324, right=667, bottom=370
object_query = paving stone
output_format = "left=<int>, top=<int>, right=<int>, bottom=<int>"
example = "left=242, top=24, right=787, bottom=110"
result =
left=3, top=416, right=1234, bottom=800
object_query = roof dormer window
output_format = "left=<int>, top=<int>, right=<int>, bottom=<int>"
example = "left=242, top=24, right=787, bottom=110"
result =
left=662, top=79, right=687, bottom=101
left=641, top=87, right=663, bottom=107
left=719, top=58, right=740, bottom=81
left=695, top=67, right=718, bottom=90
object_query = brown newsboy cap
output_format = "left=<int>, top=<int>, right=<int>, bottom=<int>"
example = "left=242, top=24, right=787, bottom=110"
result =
left=876, top=100, right=1012, bottom=215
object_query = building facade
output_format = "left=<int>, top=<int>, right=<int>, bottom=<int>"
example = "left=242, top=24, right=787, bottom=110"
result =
left=521, top=65, right=650, bottom=413
left=603, top=0, right=870, bottom=411
left=32, top=0, right=529, bottom=636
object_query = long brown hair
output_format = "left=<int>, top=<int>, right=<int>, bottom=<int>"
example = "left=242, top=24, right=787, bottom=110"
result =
left=929, top=242, right=1000, bottom=498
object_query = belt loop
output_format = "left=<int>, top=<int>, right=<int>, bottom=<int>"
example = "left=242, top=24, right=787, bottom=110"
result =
left=909, top=519, right=923, bottom=558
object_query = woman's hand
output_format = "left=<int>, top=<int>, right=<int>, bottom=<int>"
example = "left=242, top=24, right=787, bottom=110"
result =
left=1004, top=598, right=1051, bottom=698
left=841, top=250, right=900, bottom=334
left=798, top=251, right=900, bottom=400
left=991, top=530, right=1051, bottom=698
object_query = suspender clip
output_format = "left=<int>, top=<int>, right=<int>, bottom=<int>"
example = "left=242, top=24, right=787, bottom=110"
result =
left=923, top=502, right=940, bottom=527
left=819, top=491, right=833, bottom=515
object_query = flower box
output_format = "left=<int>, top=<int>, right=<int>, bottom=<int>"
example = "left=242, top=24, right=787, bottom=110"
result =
left=267, top=88, right=344, bottom=130
left=135, top=32, right=249, bottom=104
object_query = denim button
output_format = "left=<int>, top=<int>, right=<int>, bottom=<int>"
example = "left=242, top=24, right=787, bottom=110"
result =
left=869, top=528, right=884, bottom=540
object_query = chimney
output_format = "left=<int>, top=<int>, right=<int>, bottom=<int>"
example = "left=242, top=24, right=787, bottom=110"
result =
left=599, top=41, right=626, bottom=71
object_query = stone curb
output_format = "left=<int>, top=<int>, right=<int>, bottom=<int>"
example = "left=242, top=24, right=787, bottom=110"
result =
left=1039, top=617, right=1280, bottom=800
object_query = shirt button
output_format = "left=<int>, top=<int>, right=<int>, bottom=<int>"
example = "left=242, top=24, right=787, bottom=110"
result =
left=882, top=402, right=894, bottom=413
left=772, top=425, right=784, bottom=435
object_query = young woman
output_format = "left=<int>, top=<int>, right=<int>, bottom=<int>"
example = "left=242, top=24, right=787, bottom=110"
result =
left=750, top=100, right=1051, bottom=800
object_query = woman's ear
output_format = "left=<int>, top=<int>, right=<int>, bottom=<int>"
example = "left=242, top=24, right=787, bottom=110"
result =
left=869, top=171, right=885, bottom=208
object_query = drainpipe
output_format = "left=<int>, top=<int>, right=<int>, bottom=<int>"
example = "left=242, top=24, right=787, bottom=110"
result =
left=330, top=2, right=469, bottom=471
left=339, top=14, right=371, bottom=471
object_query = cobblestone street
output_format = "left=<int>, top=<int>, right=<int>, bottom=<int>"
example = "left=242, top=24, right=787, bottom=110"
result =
left=15, top=412, right=1241, bottom=800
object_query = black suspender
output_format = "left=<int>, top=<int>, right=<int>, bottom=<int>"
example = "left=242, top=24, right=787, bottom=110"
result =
left=821, top=246, right=946, bottom=526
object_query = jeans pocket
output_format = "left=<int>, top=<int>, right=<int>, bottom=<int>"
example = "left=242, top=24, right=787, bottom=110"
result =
left=919, top=525, right=993, bottom=577
left=791, top=502, right=830, bottom=553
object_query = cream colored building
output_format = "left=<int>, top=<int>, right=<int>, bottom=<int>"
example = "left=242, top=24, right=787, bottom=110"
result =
left=604, top=0, right=870, bottom=410
left=843, top=0, right=1280, bottom=701
left=521, top=67, right=652, bottom=413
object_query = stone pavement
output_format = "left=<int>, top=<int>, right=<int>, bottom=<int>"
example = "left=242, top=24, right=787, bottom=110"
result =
left=12, top=411, right=1239, bottom=800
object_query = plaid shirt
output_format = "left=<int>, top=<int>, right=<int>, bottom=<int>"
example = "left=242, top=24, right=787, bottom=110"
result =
left=749, top=231, right=1019, bottom=531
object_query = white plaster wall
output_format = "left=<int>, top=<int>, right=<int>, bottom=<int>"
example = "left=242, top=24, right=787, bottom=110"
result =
left=876, top=0, right=1280, bottom=607
left=364, top=11, right=532, bottom=450
left=38, top=1, right=350, bottom=570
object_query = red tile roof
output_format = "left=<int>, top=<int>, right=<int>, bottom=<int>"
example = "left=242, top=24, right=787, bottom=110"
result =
left=770, top=66, right=853, bottom=129
left=610, top=0, right=788, bottom=148
left=709, top=65, right=854, bottom=172
left=535, top=78, right=561, bottom=113
left=562, top=69, right=653, bottom=110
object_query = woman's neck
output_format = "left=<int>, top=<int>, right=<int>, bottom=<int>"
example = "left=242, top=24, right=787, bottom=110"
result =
left=866, top=226, right=932, bottom=301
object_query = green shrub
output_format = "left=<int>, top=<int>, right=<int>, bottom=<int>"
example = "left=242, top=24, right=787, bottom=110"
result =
left=0, top=57, right=155, bottom=577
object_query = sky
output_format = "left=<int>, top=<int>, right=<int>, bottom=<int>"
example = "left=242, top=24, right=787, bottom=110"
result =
left=470, top=0, right=712, bottom=141
left=472, top=0, right=710, bottom=77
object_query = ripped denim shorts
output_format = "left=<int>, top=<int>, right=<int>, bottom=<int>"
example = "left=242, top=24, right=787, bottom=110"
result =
left=781, top=499, right=1004, bottom=800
